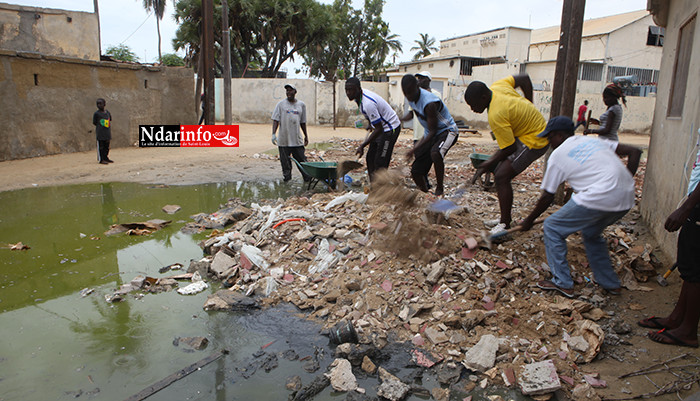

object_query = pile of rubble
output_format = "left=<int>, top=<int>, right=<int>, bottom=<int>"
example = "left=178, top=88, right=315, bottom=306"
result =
left=172, top=160, right=659, bottom=399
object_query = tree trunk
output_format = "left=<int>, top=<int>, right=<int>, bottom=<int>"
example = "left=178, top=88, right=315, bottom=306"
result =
left=156, top=17, right=162, bottom=63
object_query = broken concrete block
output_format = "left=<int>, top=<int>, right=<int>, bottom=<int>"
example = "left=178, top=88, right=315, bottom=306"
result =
left=162, top=204, right=181, bottom=214
left=210, top=250, right=237, bottom=278
left=176, top=336, right=208, bottom=350
left=462, top=310, right=486, bottom=331
left=424, top=326, right=449, bottom=345
left=462, top=334, right=498, bottom=372
left=295, top=227, right=314, bottom=241
left=426, top=262, right=445, bottom=284
left=361, top=356, right=376, bottom=374
left=567, top=335, right=589, bottom=353
left=431, top=387, right=450, bottom=401
left=377, top=367, right=410, bottom=401
left=325, top=358, right=357, bottom=392
left=518, top=359, right=562, bottom=396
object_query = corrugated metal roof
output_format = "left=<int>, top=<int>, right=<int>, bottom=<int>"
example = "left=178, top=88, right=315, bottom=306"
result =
left=530, top=10, right=650, bottom=44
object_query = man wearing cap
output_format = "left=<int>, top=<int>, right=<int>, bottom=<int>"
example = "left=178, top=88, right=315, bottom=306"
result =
left=519, top=116, right=642, bottom=298
left=344, top=77, right=401, bottom=181
left=401, top=74, right=459, bottom=196
left=464, top=74, right=549, bottom=234
left=272, top=83, right=310, bottom=182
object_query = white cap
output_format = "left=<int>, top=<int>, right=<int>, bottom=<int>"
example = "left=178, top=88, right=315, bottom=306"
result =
left=415, top=71, right=432, bottom=81
left=284, top=83, right=297, bottom=91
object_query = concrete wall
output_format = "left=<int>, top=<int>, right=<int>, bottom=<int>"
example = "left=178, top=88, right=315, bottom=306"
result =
left=607, top=15, right=664, bottom=69
left=0, top=2, right=100, bottom=61
left=214, top=78, right=394, bottom=128
left=640, top=1, right=700, bottom=257
left=210, top=76, right=656, bottom=135
left=0, top=51, right=195, bottom=161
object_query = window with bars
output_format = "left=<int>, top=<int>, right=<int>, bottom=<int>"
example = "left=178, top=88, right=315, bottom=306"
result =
left=459, top=58, right=491, bottom=76
left=578, top=63, right=603, bottom=81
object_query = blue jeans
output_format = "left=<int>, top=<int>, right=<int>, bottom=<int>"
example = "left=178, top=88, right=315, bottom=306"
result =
left=543, top=199, right=629, bottom=290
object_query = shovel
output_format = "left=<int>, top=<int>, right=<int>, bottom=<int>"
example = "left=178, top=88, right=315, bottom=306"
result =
left=336, top=158, right=363, bottom=180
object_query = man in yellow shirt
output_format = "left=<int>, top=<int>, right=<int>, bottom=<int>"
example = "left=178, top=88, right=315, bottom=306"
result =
left=464, top=75, right=549, bottom=233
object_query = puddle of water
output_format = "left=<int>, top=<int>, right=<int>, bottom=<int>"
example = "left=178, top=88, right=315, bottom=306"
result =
left=0, top=181, right=532, bottom=401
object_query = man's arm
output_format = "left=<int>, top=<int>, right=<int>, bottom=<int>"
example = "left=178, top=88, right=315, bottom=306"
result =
left=357, top=123, right=384, bottom=157
left=615, top=143, right=642, bottom=176
left=300, top=123, right=309, bottom=146
left=520, top=191, right=555, bottom=231
left=586, top=109, right=617, bottom=136
left=400, top=110, right=414, bottom=123
left=470, top=142, right=518, bottom=184
left=665, top=184, right=700, bottom=232
left=93, top=112, right=98, bottom=127
left=512, top=74, right=534, bottom=103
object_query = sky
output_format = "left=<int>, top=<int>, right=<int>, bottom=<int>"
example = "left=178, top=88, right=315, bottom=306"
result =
left=12, top=0, right=648, bottom=77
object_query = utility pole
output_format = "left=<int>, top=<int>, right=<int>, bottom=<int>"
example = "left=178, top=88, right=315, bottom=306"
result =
left=549, top=0, right=586, bottom=119
left=202, top=0, right=215, bottom=124
left=93, top=0, right=101, bottom=57
left=222, top=0, right=232, bottom=125
left=547, top=0, right=586, bottom=204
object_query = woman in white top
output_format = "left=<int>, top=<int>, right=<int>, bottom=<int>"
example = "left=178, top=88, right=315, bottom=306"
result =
left=584, top=83, right=626, bottom=142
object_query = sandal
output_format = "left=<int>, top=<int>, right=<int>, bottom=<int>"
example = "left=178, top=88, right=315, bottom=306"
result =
left=638, top=316, right=665, bottom=329
left=648, top=329, right=699, bottom=348
left=536, top=280, right=575, bottom=298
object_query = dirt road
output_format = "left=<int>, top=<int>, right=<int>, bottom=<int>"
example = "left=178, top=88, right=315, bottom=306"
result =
left=0, top=124, right=649, bottom=192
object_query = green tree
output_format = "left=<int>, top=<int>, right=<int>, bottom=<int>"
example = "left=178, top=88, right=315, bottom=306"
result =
left=105, top=44, right=138, bottom=62
left=161, top=53, right=185, bottom=66
left=142, top=0, right=167, bottom=62
left=300, top=0, right=399, bottom=81
left=173, top=0, right=329, bottom=78
left=411, top=33, right=438, bottom=60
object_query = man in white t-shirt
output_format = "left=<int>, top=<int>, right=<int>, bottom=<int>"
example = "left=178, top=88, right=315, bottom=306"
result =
left=345, top=77, right=401, bottom=182
left=272, top=84, right=310, bottom=182
left=519, top=116, right=642, bottom=298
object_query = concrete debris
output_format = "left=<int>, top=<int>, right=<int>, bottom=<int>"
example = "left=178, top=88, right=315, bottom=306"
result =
left=462, top=334, right=498, bottom=372
left=174, top=336, right=208, bottom=350
left=166, top=141, right=657, bottom=400
left=518, top=360, right=561, bottom=395
left=325, top=358, right=358, bottom=392
left=361, top=356, right=376, bottom=374
left=377, top=367, right=410, bottom=401
left=162, top=204, right=181, bottom=214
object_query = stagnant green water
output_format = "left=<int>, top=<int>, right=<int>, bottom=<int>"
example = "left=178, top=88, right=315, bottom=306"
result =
left=0, top=181, right=529, bottom=401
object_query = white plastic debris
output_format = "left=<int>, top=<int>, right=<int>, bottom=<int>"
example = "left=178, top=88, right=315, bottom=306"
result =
left=309, top=238, right=340, bottom=275
left=263, top=276, right=278, bottom=296
left=324, top=192, right=368, bottom=211
left=241, top=244, right=270, bottom=271
left=251, top=203, right=282, bottom=236
left=213, top=231, right=238, bottom=247
left=177, top=281, right=208, bottom=295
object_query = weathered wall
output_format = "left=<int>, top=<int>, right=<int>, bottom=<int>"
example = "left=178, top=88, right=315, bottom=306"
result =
left=214, top=78, right=393, bottom=128
left=0, top=2, right=100, bottom=61
left=0, top=51, right=195, bottom=161
left=640, top=1, right=700, bottom=257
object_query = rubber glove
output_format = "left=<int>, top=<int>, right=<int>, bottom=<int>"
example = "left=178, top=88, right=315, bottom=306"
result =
left=271, top=133, right=277, bottom=145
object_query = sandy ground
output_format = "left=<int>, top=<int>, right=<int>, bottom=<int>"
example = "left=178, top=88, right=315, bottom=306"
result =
left=0, top=124, right=649, bottom=192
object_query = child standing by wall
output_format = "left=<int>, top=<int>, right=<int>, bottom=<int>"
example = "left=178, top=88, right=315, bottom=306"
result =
left=93, top=98, right=112, bottom=164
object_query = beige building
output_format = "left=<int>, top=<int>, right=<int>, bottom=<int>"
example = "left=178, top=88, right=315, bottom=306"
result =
left=525, top=10, right=663, bottom=94
left=640, top=0, right=699, bottom=257
left=0, top=2, right=100, bottom=61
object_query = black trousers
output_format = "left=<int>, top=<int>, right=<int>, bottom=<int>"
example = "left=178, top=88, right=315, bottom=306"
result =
left=279, top=146, right=310, bottom=181
left=97, top=139, right=110, bottom=162
left=366, top=127, right=400, bottom=181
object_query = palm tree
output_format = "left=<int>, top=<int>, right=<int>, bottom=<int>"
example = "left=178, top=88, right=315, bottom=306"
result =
left=411, top=33, right=438, bottom=61
left=143, top=0, right=166, bottom=62
left=377, top=32, right=402, bottom=65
